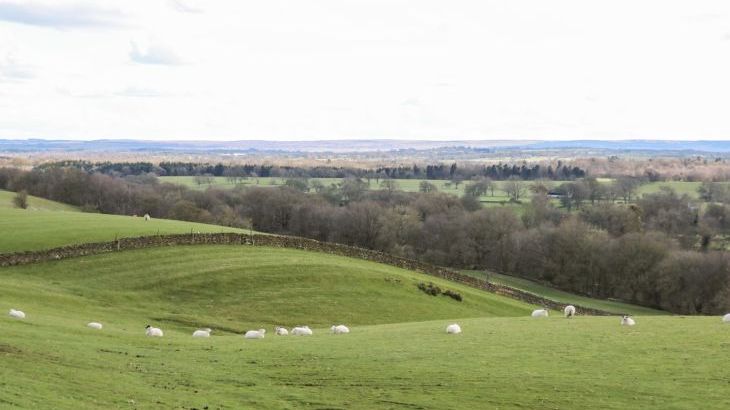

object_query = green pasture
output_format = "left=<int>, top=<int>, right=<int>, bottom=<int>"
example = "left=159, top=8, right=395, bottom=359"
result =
left=1, top=246, right=726, bottom=409
left=0, top=190, right=244, bottom=253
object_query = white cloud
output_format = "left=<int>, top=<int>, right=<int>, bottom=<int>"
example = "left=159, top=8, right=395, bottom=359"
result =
left=1, top=0, right=730, bottom=140
left=168, top=0, right=203, bottom=14
left=129, top=41, right=182, bottom=65
left=0, top=1, right=126, bottom=29
left=115, top=86, right=166, bottom=98
left=0, top=52, right=35, bottom=81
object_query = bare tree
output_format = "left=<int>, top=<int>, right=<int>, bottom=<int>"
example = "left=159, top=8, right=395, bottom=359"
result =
left=380, top=179, right=399, bottom=192
left=419, top=181, right=438, bottom=193
left=193, top=174, right=214, bottom=186
left=503, top=177, right=525, bottom=201
left=464, top=178, right=492, bottom=198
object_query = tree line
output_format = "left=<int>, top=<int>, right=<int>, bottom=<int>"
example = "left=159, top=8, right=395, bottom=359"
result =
left=2, top=166, right=729, bottom=315
left=36, top=160, right=587, bottom=181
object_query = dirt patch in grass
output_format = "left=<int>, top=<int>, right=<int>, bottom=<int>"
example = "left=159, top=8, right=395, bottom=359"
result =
left=0, top=343, right=22, bottom=354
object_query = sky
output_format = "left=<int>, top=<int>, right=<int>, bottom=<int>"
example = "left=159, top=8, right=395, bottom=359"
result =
left=1, top=0, right=730, bottom=141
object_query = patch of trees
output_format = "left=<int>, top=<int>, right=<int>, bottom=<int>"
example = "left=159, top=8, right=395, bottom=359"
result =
left=36, top=161, right=164, bottom=176
left=34, top=160, right=587, bottom=181
left=1, top=166, right=729, bottom=314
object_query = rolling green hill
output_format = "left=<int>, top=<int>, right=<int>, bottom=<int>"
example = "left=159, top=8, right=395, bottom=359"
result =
left=0, top=189, right=79, bottom=212
left=0, top=190, right=246, bottom=253
left=2, top=246, right=533, bottom=329
left=0, top=186, right=664, bottom=319
left=1, top=245, right=728, bottom=409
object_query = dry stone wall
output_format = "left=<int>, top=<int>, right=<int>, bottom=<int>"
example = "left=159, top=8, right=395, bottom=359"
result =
left=0, top=233, right=614, bottom=315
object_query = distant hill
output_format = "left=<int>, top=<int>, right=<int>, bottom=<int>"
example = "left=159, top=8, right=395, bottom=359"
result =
left=2, top=138, right=730, bottom=154
left=521, top=140, right=730, bottom=153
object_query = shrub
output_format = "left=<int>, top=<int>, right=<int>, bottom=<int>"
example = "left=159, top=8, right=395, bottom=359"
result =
left=13, top=190, right=28, bottom=209
left=416, top=282, right=462, bottom=301
left=443, top=289, right=463, bottom=302
left=417, top=282, right=441, bottom=296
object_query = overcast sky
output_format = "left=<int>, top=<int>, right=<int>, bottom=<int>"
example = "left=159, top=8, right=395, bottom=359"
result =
left=1, top=0, right=729, bottom=141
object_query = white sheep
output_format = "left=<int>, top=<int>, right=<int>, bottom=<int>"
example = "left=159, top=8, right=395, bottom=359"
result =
left=620, top=315, right=636, bottom=326
left=275, top=326, right=289, bottom=336
left=564, top=305, right=576, bottom=318
left=531, top=308, right=549, bottom=318
left=144, top=213, right=151, bottom=221
left=87, top=322, right=103, bottom=330
left=192, top=328, right=212, bottom=338
left=244, top=329, right=266, bottom=339
left=722, top=313, right=730, bottom=323
left=8, top=309, right=25, bottom=319
left=446, top=323, right=462, bottom=334
left=331, top=324, right=350, bottom=334
left=291, top=326, right=313, bottom=336
left=145, top=325, right=164, bottom=337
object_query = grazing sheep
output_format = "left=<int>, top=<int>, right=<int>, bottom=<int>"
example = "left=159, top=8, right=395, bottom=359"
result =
left=143, top=213, right=151, bottom=221
left=531, top=308, right=549, bottom=318
left=723, top=313, right=730, bottom=323
left=331, top=324, right=350, bottom=334
left=564, top=305, right=576, bottom=318
left=145, top=325, right=164, bottom=337
left=87, top=322, right=103, bottom=330
left=8, top=309, right=25, bottom=319
left=275, top=326, right=289, bottom=336
left=620, top=315, right=636, bottom=326
left=291, top=326, right=313, bottom=336
left=446, top=323, right=462, bottom=334
left=192, top=328, right=212, bottom=338
left=244, top=329, right=266, bottom=339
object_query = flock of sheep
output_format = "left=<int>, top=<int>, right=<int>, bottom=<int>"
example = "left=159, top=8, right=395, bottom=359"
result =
left=12, top=305, right=730, bottom=336
left=5, top=304, right=659, bottom=339
left=7, top=308, right=351, bottom=338
left=530, top=305, right=637, bottom=326
left=142, top=324, right=341, bottom=338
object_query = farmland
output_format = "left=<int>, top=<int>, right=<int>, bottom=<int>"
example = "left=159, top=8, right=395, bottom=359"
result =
left=3, top=245, right=730, bottom=409
left=0, top=190, right=245, bottom=253
left=159, top=175, right=715, bottom=201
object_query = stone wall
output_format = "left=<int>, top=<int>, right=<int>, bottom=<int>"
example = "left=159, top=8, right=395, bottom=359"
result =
left=0, top=233, right=615, bottom=315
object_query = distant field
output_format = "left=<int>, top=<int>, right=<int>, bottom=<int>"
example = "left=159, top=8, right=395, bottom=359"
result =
left=463, top=270, right=665, bottom=316
left=160, top=175, right=507, bottom=196
left=0, top=190, right=245, bottom=253
left=635, top=180, right=704, bottom=198
left=160, top=176, right=712, bottom=201
left=160, top=176, right=717, bottom=216
left=2, top=245, right=728, bottom=408
left=160, top=176, right=538, bottom=209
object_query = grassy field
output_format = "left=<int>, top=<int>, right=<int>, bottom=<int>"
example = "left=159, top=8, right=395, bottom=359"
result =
left=463, top=271, right=665, bottom=316
left=1, top=246, right=533, bottom=328
left=159, top=176, right=526, bottom=213
left=0, top=190, right=245, bottom=253
left=160, top=175, right=513, bottom=198
left=2, top=246, right=729, bottom=409
left=160, top=176, right=712, bottom=201
left=0, top=189, right=79, bottom=212
left=635, top=180, right=705, bottom=198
